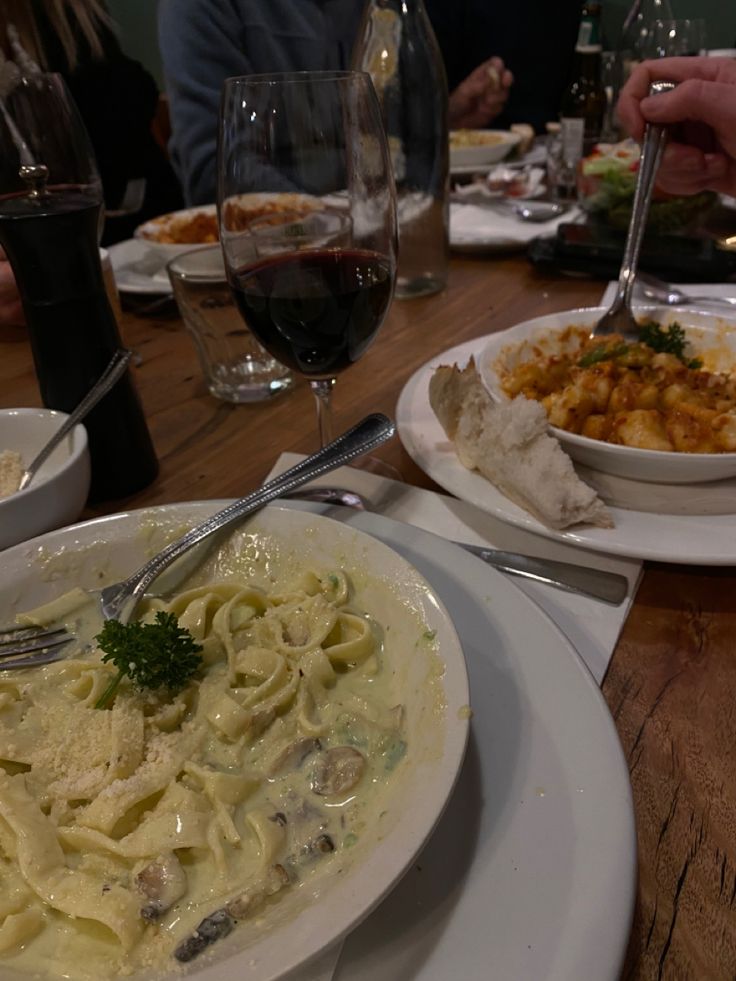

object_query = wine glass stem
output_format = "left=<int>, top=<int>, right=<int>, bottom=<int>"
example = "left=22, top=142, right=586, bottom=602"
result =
left=310, top=378, right=336, bottom=448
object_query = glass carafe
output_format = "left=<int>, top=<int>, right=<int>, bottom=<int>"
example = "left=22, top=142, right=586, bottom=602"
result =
left=620, top=0, right=674, bottom=76
left=353, top=0, right=449, bottom=299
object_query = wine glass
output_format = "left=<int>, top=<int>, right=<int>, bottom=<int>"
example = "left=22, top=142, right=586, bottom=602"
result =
left=218, top=70, right=397, bottom=447
left=0, top=71, right=101, bottom=203
left=648, top=19, right=707, bottom=58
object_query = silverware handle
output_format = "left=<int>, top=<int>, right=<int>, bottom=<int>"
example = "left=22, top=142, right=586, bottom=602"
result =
left=694, top=296, right=736, bottom=309
left=458, top=542, right=629, bottom=605
left=614, top=80, right=675, bottom=313
left=20, top=349, right=131, bottom=490
left=122, top=414, right=396, bottom=609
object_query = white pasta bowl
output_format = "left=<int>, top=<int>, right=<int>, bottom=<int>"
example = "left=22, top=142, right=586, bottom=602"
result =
left=0, top=408, right=90, bottom=549
left=449, top=129, right=521, bottom=169
left=135, top=194, right=326, bottom=264
left=0, top=503, right=469, bottom=981
left=478, top=306, right=736, bottom=484
left=134, top=205, right=220, bottom=261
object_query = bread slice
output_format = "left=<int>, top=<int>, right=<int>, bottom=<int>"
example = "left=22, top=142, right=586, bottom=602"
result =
left=429, top=359, right=613, bottom=530
left=510, top=123, right=535, bottom=156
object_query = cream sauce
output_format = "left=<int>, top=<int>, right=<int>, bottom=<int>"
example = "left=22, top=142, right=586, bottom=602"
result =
left=0, top=565, right=414, bottom=980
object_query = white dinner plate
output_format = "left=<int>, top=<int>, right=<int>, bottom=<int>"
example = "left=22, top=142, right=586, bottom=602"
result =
left=397, top=337, right=736, bottom=564
left=0, top=504, right=468, bottom=981
left=107, top=237, right=174, bottom=295
left=287, top=500, right=635, bottom=981
left=1, top=501, right=636, bottom=981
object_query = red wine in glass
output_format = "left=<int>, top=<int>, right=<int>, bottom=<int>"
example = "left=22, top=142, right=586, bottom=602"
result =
left=229, top=248, right=393, bottom=379
left=218, top=71, right=397, bottom=448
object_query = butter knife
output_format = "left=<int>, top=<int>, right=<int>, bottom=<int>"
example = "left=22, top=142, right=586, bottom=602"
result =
left=456, top=541, right=628, bottom=605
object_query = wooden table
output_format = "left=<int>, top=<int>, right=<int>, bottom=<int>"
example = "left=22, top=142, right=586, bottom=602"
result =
left=3, top=254, right=735, bottom=980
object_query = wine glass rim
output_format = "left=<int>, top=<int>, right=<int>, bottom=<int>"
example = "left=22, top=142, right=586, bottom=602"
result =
left=166, top=244, right=225, bottom=282
left=223, top=70, right=370, bottom=87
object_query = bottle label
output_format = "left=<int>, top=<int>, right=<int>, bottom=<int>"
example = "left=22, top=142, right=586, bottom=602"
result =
left=577, top=20, right=594, bottom=47
left=560, top=117, right=585, bottom=165
left=576, top=13, right=602, bottom=51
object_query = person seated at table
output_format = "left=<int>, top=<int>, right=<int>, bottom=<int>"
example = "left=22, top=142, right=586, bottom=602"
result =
left=157, top=0, right=513, bottom=206
left=0, top=248, right=23, bottom=328
left=617, top=56, right=736, bottom=198
left=1, top=0, right=183, bottom=245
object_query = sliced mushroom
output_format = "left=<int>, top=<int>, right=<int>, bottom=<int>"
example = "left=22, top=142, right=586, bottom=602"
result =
left=311, top=833, right=335, bottom=854
left=173, top=908, right=234, bottom=963
left=268, top=737, right=320, bottom=778
left=136, top=852, right=187, bottom=922
left=173, top=865, right=291, bottom=964
left=310, top=746, right=365, bottom=797
left=225, top=864, right=290, bottom=919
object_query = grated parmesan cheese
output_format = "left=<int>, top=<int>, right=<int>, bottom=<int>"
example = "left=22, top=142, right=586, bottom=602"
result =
left=0, top=450, right=23, bottom=498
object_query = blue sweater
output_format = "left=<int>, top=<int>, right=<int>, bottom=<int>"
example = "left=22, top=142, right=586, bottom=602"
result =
left=158, top=0, right=364, bottom=204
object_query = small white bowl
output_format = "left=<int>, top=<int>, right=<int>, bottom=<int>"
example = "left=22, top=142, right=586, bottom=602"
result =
left=0, top=408, right=90, bottom=549
left=479, top=306, right=736, bottom=484
left=134, top=204, right=219, bottom=261
left=449, top=129, right=521, bottom=169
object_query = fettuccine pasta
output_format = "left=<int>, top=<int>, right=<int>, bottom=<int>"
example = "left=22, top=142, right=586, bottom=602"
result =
left=0, top=568, right=409, bottom=978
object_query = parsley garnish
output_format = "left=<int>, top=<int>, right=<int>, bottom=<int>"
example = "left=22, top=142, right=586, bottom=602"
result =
left=578, top=323, right=703, bottom=370
left=94, top=612, right=203, bottom=709
left=637, top=321, right=702, bottom=368
left=578, top=342, right=629, bottom=368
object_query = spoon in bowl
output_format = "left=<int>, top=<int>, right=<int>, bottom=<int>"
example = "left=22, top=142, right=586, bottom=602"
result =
left=512, top=200, right=568, bottom=222
left=593, top=81, right=675, bottom=339
left=18, top=349, right=131, bottom=491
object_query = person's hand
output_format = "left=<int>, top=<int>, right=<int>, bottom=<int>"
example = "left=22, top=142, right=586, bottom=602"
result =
left=617, top=56, right=736, bottom=196
left=0, top=248, right=24, bottom=327
left=448, top=57, right=513, bottom=130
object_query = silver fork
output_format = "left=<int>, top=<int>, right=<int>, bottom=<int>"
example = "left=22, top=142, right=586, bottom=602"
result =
left=0, top=414, right=395, bottom=670
left=593, top=80, right=675, bottom=340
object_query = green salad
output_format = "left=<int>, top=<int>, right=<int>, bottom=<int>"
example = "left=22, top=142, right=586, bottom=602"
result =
left=578, top=140, right=716, bottom=234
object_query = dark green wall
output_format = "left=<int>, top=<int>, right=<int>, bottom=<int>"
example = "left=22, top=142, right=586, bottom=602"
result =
left=602, top=0, right=736, bottom=50
left=108, top=0, right=163, bottom=86
left=108, top=0, right=736, bottom=91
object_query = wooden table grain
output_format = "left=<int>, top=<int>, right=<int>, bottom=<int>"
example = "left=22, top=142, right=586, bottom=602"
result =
left=2, top=254, right=735, bottom=980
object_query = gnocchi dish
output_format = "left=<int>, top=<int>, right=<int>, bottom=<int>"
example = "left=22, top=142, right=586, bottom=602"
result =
left=498, top=324, right=736, bottom=454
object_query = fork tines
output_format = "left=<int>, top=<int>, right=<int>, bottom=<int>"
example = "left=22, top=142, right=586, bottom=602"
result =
left=0, top=625, right=73, bottom=663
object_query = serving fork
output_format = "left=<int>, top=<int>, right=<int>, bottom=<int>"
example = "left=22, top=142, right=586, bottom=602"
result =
left=0, top=414, right=395, bottom=670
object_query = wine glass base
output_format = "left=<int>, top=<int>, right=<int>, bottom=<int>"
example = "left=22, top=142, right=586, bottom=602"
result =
left=208, top=373, right=294, bottom=404
left=353, top=455, right=403, bottom=481
left=395, top=273, right=446, bottom=299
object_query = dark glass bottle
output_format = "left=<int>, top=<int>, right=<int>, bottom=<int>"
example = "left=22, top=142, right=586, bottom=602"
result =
left=353, top=0, right=449, bottom=299
left=0, top=189, right=158, bottom=503
left=560, top=2, right=607, bottom=165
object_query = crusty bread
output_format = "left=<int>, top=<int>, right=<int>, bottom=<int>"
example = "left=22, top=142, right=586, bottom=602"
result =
left=429, top=359, right=613, bottom=530
left=510, top=123, right=535, bottom=156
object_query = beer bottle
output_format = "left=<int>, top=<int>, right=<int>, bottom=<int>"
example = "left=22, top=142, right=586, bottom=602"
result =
left=560, top=2, right=607, bottom=173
